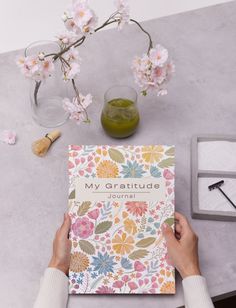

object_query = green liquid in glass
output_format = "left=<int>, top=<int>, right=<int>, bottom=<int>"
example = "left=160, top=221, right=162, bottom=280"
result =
left=101, top=98, right=140, bottom=138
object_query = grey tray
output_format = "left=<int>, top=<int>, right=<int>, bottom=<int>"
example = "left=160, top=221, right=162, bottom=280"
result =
left=191, top=135, right=236, bottom=221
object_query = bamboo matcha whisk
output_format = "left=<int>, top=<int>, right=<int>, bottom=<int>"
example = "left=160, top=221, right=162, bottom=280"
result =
left=32, top=130, right=61, bottom=157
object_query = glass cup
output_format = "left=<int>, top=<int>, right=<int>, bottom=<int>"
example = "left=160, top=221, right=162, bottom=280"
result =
left=26, top=40, right=69, bottom=128
left=101, top=85, right=140, bottom=138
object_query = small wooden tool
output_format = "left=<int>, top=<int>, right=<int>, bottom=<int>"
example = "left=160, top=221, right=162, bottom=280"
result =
left=32, top=130, right=61, bottom=157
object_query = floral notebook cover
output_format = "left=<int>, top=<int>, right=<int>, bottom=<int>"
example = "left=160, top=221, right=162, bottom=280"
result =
left=68, top=145, right=175, bottom=294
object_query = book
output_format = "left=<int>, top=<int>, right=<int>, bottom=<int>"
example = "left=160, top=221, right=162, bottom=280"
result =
left=68, top=145, right=175, bottom=294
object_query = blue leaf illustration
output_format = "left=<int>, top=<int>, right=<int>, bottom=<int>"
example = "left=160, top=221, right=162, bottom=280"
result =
left=121, top=257, right=132, bottom=270
left=154, top=222, right=160, bottom=229
left=137, top=233, right=144, bottom=239
left=150, top=165, right=161, bottom=178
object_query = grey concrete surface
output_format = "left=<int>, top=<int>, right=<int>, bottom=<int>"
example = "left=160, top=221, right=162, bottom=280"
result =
left=1, top=2, right=236, bottom=307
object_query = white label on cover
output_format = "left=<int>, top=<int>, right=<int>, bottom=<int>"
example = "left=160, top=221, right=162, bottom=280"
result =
left=75, top=178, right=166, bottom=202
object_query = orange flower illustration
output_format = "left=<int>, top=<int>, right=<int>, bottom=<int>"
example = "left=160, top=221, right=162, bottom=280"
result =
left=112, top=232, right=134, bottom=255
left=70, top=252, right=89, bottom=273
left=124, top=218, right=137, bottom=235
left=142, top=145, right=164, bottom=163
left=160, top=281, right=175, bottom=294
left=96, top=160, right=119, bottom=178
left=125, top=201, right=148, bottom=217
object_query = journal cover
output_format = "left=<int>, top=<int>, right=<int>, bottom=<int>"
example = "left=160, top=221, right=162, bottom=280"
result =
left=68, top=145, right=175, bottom=294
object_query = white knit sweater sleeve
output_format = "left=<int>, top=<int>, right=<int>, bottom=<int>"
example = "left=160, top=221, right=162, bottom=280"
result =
left=182, top=275, right=215, bottom=308
left=33, top=268, right=69, bottom=308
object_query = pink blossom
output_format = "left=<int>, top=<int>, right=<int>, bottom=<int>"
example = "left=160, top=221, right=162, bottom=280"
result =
left=64, top=47, right=81, bottom=63
left=134, top=261, right=146, bottom=272
left=88, top=209, right=99, bottom=220
left=64, top=19, right=77, bottom=32
left=132, top=44, right=174, bottom=96
left=57, top=32, right=78, bottom=46
left=115, top=0, right=130, bottom=30
left=63, top=93, right=92, bottom=124
left=113, top=281, right=124, bottom=288
left=64, top=0, right=98, bottom=35
left=149, top=44, right=168, bottom=67
left=128, top=281, right=138, bottom=291
left=71, top=217, right=94, bottom=239
left=0, top=130, right=17, bottom=145
left=16, top=54, right=54, bottom=81
left=64, top=62, right=80, bottom=80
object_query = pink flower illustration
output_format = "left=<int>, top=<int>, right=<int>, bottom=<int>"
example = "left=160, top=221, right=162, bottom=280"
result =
left=134, top=261, right=146, bottom=272
left=72, top=217, right=94, bottom=239
left=125, top=201, right=148, bottom=217
left=128, top=281, right=138, bottom=291
left=113, top=281, right=124, bottom=289
left=163, top=169, right=174, bottom=180
left=96, top=286, right=115, bottom=294
left=88, top=209, right=99, bottom=220
left=122, top=275, right=130, bottom=283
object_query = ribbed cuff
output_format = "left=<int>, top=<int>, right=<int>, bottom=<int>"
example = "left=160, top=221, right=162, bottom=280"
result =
left=182, top=276, right=214, bottom=308
left=33, top=268, right=69, bottom=308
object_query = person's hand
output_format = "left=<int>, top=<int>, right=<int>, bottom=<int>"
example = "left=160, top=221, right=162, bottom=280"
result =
left=48, top=213, right=72, bottom=275
left=162, top=212, right=201, bottom=279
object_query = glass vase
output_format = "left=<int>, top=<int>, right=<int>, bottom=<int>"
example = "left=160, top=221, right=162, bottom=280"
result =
left=101, top=85, right=140, bottom=138
left=26, top=40, right=69, bottom=128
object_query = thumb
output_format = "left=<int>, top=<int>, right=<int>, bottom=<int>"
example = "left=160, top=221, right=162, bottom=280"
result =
left=162, top=223, right=178, bottom=248
left=60, top=213, right=71, bottom=237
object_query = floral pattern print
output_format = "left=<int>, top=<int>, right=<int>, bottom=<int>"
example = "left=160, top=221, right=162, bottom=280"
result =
left=70, top=252, right=89, bottom=272
left=142, top=145, right=164, bottom=163
left=121, top=160, right=146, bottom=178
left=125, top=201, right=148, bottom=217
left=112, top=232, right=135, bottom=255
left=68, top=145, right=175, bottom=294
left=96, top=160, right=119, bottom=178
left=72, top=217, right=94, bottom=239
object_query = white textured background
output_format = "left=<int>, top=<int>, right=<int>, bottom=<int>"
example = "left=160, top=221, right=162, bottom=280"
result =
left=0, top=0, right=231, bottom=53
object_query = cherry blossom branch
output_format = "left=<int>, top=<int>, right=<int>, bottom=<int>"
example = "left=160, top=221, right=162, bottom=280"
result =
left=71, top=78, right=90, bottom=123
left=54, top=36, right=85, bottom=60
left=130, top=18, right=153, bottom=52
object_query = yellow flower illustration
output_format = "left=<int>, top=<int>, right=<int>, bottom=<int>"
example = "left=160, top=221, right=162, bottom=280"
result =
left=70, top=252, right=89, bottom=273
left=160, top=281, right=175, bottom=294
left=112, top=232, right=134, bottom=255
left=142, top=145, right=164, bottom=163
left=124, top=218, right=137, bottom=235
left=96, top=160, right=119, bottom=178
left=107, top=272, right=113, bottom=279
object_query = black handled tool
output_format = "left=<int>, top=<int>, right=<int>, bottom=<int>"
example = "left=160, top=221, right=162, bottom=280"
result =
left=208, top=180, right=236, bottom=210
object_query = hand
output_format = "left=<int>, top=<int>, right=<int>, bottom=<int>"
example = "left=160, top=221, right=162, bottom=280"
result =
left=162, top=212, right=201, bottom=279
left=48, top=213, right=72, bottom=275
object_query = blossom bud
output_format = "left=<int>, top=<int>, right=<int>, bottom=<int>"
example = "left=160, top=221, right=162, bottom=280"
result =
left=38, top=52, right=45, bottom=61
left=62, top=12, right=68, bottom=22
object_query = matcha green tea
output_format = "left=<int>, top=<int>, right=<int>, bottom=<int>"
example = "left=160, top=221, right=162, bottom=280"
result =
left=101, top=98, right=140, bottom=138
